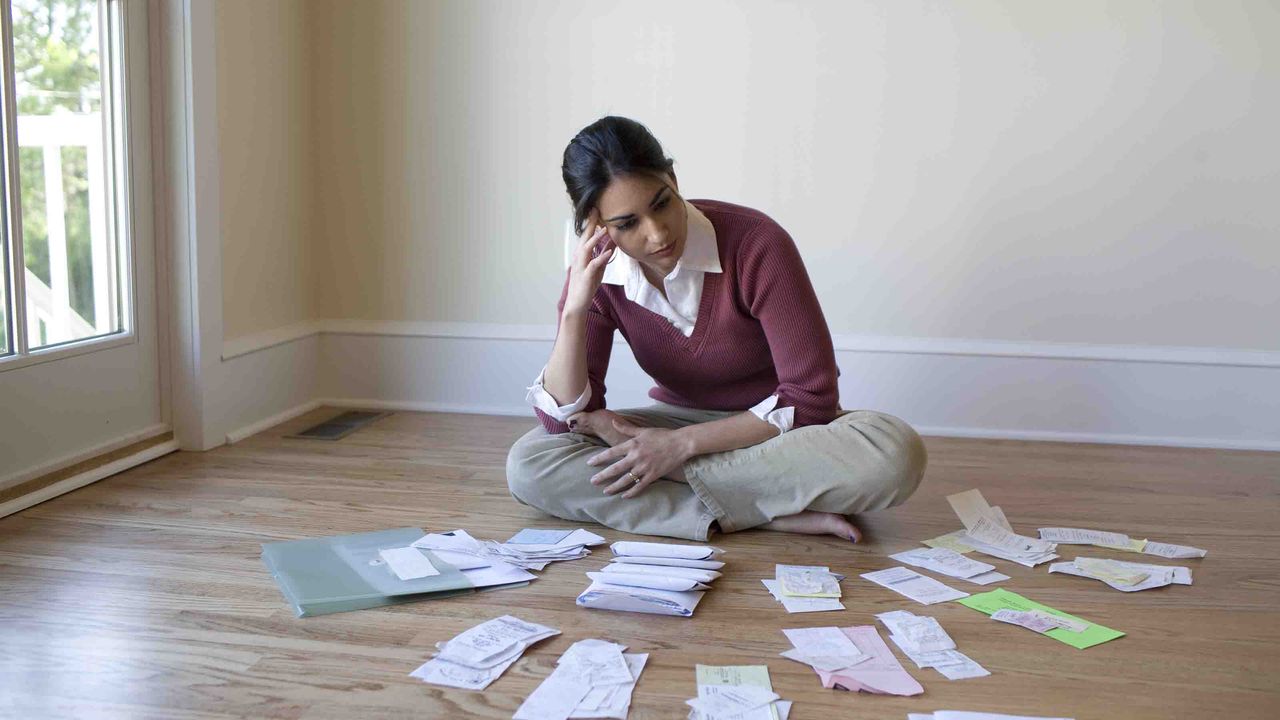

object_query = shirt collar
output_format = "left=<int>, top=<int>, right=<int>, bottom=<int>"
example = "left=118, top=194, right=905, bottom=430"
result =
left=601, top=200, right=721, bottom=286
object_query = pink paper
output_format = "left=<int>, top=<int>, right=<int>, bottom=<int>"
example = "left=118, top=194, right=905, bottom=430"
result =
left=814, top=626, right=923, bottom=696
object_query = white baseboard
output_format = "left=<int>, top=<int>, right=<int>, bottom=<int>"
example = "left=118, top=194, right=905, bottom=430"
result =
left=1, top=422, right=170, bottom=492
left=0, top=439, right=179, bottom=519
left=225, top=399, right=322, bottom=444
left=215, top=320, right=1280, bottom=451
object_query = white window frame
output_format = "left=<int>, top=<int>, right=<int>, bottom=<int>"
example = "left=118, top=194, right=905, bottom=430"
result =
left=0, top=0, right=137, bottom=373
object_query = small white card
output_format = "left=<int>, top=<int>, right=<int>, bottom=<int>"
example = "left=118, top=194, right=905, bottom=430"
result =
left=379, top=546, right=440, bottom=580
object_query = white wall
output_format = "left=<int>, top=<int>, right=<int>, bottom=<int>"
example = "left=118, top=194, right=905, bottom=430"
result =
left=307, top=0, right=1278, bottom=350
left=217, top=0, right=316, bottom=342
left=208, top=1, right=1279, bottom=451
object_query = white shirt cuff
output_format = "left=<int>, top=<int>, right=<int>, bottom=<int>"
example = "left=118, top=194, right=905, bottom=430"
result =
left=525, top=367, right=592, bottom=422
left=748, top=394, right=794, bottom=435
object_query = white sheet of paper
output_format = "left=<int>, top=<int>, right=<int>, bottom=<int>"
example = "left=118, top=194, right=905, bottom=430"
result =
left=513, top=672, right=591, bottom=720
left=1037, top=527, right=1132, bottom=547
left=965, top=570, right=1011, bottom=585
left=1142, top=540, right=1207, bottom=559
left=891, top=547, right=996, bottom=579
left=379, top=547, right=440, bottom=580
left=967, top=517, right=1056, bottom=554
left=576, top=579, right=704, bottom=617
left=613, top=555, right=725, bottom=570
left=991, top=608, right=1058, bottom=634
left=934, top=651, right=991, bottom=680
left=936, top=707, right=1075, bottom=712
left=438, top=616, right=559, bottom=669
left=779, top=647, right=868, bottom=672
left=410, top=653, right=518, bottom=690
left=776, top=564, right=840, bottom=597
left=946, top=489, right=998, bottom=531
left=861, top=567, right=970, bottom=605
left=585, top=571, right=707, bottom=592
left=782, top=627, right=868, bottom=669
left=761, top=579, right=845, bottom=613
left=461, top=559, right=537, bottom=588
left=569, top=653, right=648, bottom=720
left=876, top=611, right=956, bottom=652
left=602, top=563, right=721, bottom=583
left=611, top=541, right=721, bottom=560
left=685, top=684, right=779, bottom=717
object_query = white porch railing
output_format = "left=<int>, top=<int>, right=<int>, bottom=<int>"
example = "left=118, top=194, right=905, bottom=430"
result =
left=17, top=111, right=112, bottom=347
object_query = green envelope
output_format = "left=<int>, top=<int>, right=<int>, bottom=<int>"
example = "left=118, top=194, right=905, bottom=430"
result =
left=956, top=587, right=1124, bottom=649
left=261, top=527, right=477, bottom=617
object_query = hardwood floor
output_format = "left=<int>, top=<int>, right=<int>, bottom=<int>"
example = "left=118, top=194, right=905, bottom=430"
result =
left=1, top=408, right=1277, bottom=719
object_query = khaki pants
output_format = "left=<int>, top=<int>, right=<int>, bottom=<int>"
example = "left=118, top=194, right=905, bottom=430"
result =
left=505, top=403, right=927, bottom=541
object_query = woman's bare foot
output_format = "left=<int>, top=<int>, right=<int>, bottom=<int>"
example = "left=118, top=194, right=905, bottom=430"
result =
left=761, top=511, right=863, bottom=542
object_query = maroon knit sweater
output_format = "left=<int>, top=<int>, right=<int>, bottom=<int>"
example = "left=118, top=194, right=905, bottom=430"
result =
left=535, top=199, right=840, bottom=434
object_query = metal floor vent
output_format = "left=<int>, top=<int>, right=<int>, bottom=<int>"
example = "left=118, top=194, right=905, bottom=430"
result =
left=287, top=410, right=391, bottom=441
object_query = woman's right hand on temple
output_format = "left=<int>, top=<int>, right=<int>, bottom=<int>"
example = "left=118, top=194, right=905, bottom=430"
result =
left=562, top=211, right=616, bottom=317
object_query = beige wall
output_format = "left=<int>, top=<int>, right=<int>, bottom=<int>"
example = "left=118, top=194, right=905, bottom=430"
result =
left=217, top=0, right=316, bottom=341
left=230, top=1, right=1280, bottom=351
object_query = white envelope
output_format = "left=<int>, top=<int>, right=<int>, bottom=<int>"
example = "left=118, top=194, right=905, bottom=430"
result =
left=576, top=579, right=704, bottom=617
left=602, top=562, right=721, bottom=583
left=586, top=572, right=710, bottom=592
left=610, top=541, right=722, bottom=560
left=611, top=555, right=725, bottom=570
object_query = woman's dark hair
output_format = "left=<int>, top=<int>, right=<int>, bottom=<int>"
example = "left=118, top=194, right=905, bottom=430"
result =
left=562, top=116, right=676, bottom=234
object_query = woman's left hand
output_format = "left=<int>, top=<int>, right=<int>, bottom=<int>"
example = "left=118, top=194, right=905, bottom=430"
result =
left=586, top=419, right=692, bottom=498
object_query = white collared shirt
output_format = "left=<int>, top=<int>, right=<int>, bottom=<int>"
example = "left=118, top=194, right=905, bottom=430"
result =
left=527, top=200, right=794, bottom=434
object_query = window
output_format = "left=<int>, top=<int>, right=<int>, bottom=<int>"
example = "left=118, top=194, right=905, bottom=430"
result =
left=1, top=0, right=127, bottom=361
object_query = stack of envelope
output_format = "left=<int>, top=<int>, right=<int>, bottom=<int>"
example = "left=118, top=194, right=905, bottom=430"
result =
left=576, top=541, right=724, bottom=617
left=1048, top=556, right=1192, bottom=592
left=876, top=610, right=989, bottom=680
left=410, top=615, right=559, bottom=690
left=512, top=639, right=647, bottom=720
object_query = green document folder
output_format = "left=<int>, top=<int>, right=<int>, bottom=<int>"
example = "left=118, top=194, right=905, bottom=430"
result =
left=956, top=587, right=1125, bottom=649
left=261, top=527, right=476, bottom=617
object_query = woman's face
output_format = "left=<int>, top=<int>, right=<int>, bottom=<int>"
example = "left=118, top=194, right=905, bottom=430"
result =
left=594, top=173, right=687, bottom=277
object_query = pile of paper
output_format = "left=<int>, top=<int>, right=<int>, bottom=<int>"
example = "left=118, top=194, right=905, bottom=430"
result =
left=890, top=547, right=1009, bottom=586
left=923, top=490, right=1058, bottom=567
left=1048, top=556, right=1192, bottom=592
left=990, top=608, right=1089, bottom=635
left=410, top=615, right=558, bottom=690
left=761, top=570, right=844, bottom=613
left=957, top=588, right=1125, bottom=649
left=576, top=541, right=723, bottom=617
left=513, top=639, right=648, bottom=720
left=780, top=625, right=923, bottom=696
left=861, top=566, right=970, bottom=605
left=877, top=610, right=989, bottom=680
left=906, top=707, right=1075, bottom=712
left=759, top=564, right=846, bottom=613
left=687, top=665, right=791, bottom=720
left=487, top=528, right=609, bottom=570
left=1038, top=527, right=1207, bottom=559
left=410, top=528, right=603, bottom=581
left=389, top=529, right=538, bottom=590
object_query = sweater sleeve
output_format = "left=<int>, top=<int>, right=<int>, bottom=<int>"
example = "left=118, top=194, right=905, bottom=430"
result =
left=532, top=270, right=616, bottom=434
left=736, top=221, right=841, bottom=428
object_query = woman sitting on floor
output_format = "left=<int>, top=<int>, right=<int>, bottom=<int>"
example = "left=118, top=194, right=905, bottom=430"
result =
left=506, top=116, right=926, bottom=542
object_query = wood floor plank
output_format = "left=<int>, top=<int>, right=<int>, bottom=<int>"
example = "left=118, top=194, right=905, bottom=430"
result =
left=1, top=408, right=1277, bottom=719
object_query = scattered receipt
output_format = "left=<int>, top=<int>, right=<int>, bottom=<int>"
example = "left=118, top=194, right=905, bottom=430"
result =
left=877, top=610, right=989, bottom=680
left=514, top=639, right=648, bottom=720
left=410, top=615, right=558, bottom=691
left=861, top=566, right=970, bottom=604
